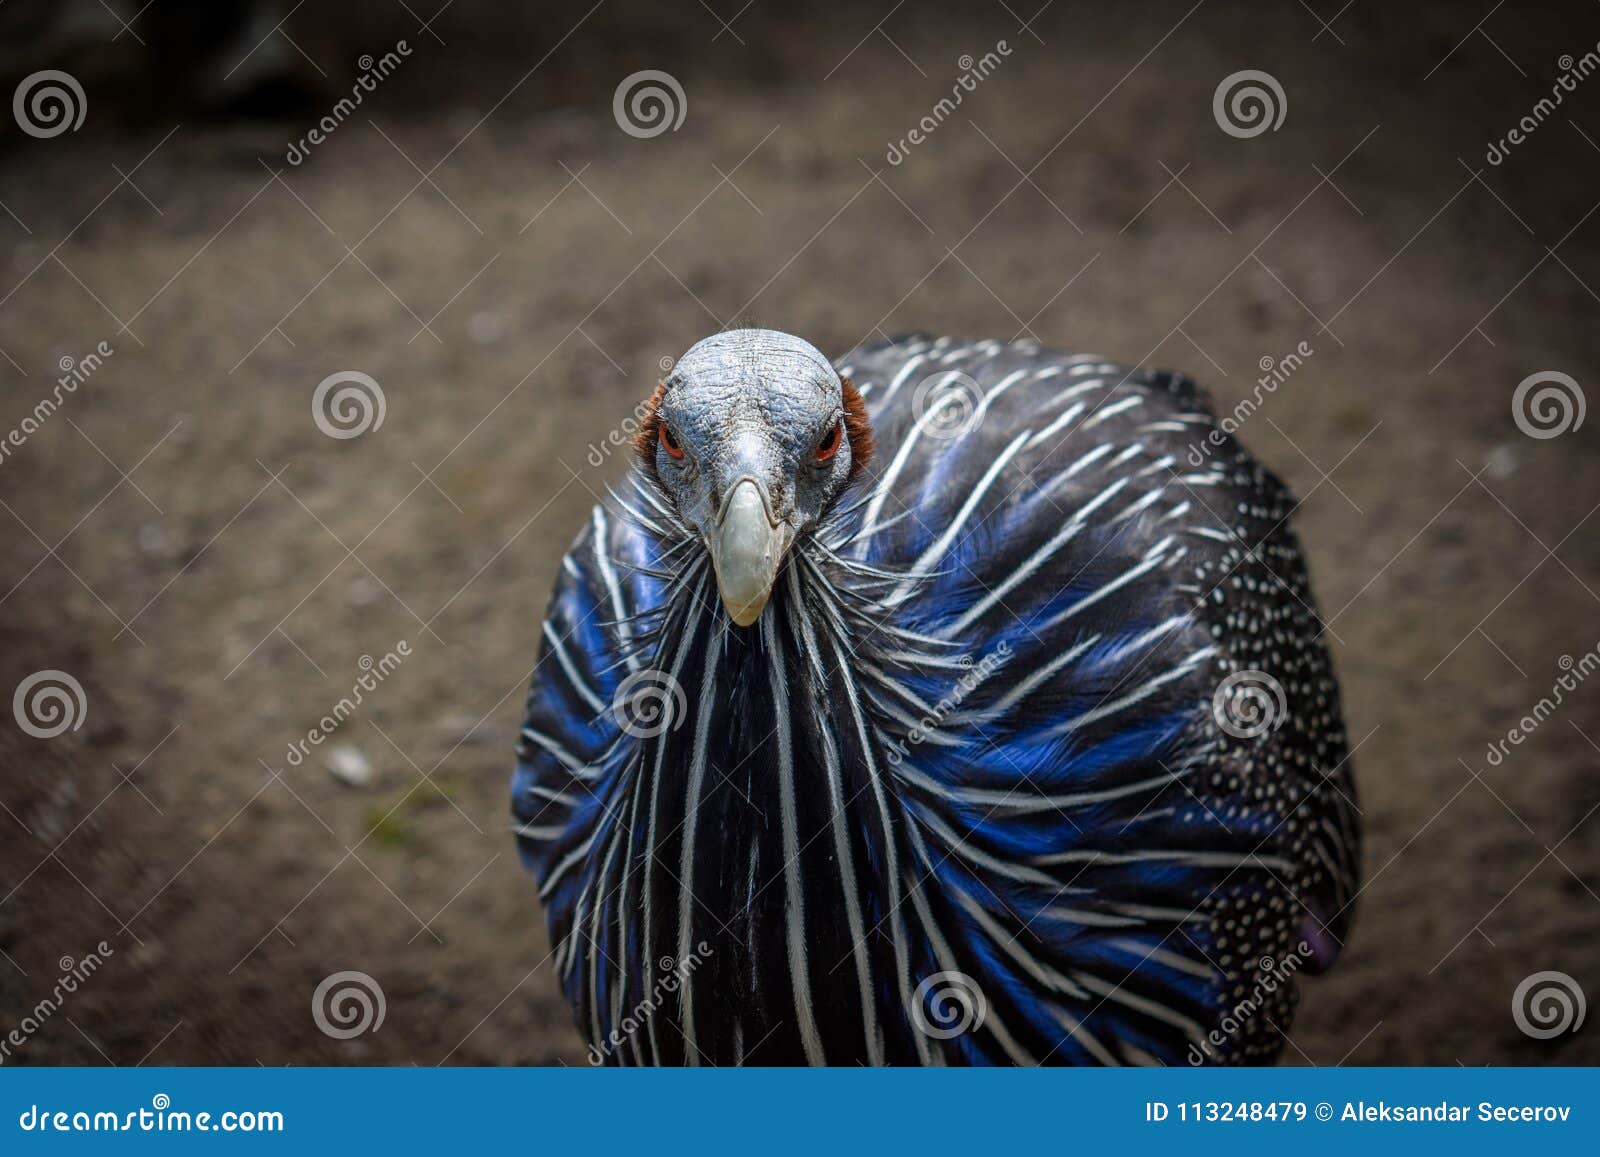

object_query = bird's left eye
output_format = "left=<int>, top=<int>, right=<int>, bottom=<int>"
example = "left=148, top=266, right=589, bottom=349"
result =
left=658, top=422, right=685, bottom=460
left=814, top=421, right=843, bottom=463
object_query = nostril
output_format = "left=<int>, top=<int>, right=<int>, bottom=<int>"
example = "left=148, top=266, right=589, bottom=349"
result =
left=715, top=476, right=780, bottom=526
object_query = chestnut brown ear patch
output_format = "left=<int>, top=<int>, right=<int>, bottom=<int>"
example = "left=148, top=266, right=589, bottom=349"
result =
left=632, top=380, right=670, bottom=475
left=841, top=375, right=875, bottom=482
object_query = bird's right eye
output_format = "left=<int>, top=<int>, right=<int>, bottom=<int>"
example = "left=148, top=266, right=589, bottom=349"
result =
left=659, top=422, right=685, bottom=460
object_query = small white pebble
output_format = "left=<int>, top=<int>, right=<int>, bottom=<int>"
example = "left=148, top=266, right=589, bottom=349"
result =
left=325, top=744, right=372, bottom=788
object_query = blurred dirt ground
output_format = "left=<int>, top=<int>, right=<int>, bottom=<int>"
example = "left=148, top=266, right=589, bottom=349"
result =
left=1, top=0, right=1598, bottom=1065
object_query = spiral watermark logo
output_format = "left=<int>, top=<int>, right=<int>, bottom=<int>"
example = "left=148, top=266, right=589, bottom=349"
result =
left=13, top=71, right=87, bottom=139
left=1512, top=370, right=1584, bottom=440
left=311, top=970, right=386, bottom=1039
left=13, top=670, right=87, bottom=739
left=911, top=371, right=985, bottom=440
left=1212, top=669, right=1286, bottom=739
left=312, top=370, right=386, bottom=440
left=611, top=668, right=687, bottom=738
left=613, top=70, right=686, bottom=139
left=1213, top=70, right=1287, bottom=139
left=912, top=971, right=986, bottom=1039
left=1512, top=970, right=1586, bottom=1039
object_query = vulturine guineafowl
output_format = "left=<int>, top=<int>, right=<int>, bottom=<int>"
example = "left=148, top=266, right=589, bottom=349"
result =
left=512, top=328, right=1360, bottom=1066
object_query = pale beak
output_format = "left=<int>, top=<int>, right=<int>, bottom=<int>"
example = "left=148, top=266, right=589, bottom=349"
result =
left=708, top=479, right=792, bottom=627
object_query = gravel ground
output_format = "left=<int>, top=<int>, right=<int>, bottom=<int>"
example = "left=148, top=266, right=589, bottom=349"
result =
left=1, top=0, right=1598, bottom=1065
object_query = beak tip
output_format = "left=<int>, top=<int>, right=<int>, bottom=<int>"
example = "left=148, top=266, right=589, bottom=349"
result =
left=724, top=597, right=768, bottom=627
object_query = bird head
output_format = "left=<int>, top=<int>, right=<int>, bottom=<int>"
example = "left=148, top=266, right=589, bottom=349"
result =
left=634, top=329, right=873, bottom=627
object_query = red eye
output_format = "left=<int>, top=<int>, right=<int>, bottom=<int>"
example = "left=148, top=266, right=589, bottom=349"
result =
left=658, top=422, right=684, bottom=460
left=814, top=421, right=843, bottom=462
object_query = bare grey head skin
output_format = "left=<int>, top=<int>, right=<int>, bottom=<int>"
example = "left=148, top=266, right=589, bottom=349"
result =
left=643, top=329, right=858, bottom=627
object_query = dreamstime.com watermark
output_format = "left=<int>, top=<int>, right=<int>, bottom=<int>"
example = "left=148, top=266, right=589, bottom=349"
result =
left=1187, top=943, right=1309, bottom=1064
left=0, top=341, right=114, bottom=471
left=0, top=942, right=114, bottom=1065
left=1486, top=43, right=1600, bottom=165
left=884, top=642, right=1011, bottom=767
left=1484, top=644, right=1599, bottom=767
left=284, top=642, right=410, bottom=767
left=286, top=43, right=413, bottom=164
left=885, top=41, right=1012, bottom=165
left=1187, top=340, right=1313, bottom=466
left=17, top=1095, right=283, bottom=1134
left=587, top=943, right=713, bottom=1063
